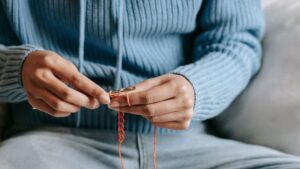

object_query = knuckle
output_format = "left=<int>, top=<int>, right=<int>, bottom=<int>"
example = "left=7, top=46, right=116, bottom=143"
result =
left=52, top=100, right=63, bottom=110
left=70, top=74, right=82, bottom=85
left=67, top=62, right=79, bottom=73
left=33, top=68, right=44, bottom=78
left=61, top=90, right=72, bottom=101
left=41, top=54, right=56, bottom=67
left=182, top=112, right=193, bottom=121
left=180, top=122, right=190, bottom=130
left=187, top=111, right=194, bottom=119
left=89, top=87, right=98, bottom=96
left=40, top=70, right=51, bottom=80
left=182, top=98, right=194, bottom=109
left=169, top=80, right=178, bottom=90
left=33, top=69, right=51, bottom=83
left=147, top=116, right=155, bottom=122
left=68, top=62, right=78, bottom=70
left=39, top=71, right=51, bottom=82
left=181, top=93, right=190, bottom=100
left=142, top=93, right=154, bottom=104
left=150, top=116, right=159, bottom=123
left=144, top=105, right=155, bottom=116
left=177, top=85, right=187, bottom=94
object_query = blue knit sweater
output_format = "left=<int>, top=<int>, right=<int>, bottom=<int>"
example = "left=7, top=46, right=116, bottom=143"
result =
left=0, top=0, right=265, bottom=133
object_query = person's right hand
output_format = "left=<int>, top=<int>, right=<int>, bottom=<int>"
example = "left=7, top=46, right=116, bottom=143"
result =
left=22, top=50, right=110, bottom=117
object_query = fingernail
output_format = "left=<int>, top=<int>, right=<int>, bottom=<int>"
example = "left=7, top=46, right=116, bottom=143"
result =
left=109, top=101, right=119, bottom=108
left=99, top=94, right=110, bottom=104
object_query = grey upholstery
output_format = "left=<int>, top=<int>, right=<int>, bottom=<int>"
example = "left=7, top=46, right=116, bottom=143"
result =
left=213, top=0, right=300, bottom=156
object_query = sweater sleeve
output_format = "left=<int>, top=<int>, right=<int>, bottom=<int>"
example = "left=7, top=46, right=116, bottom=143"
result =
left=0, top=44, right=43, bottom=103
left=0, top=3, right=43, bottom=103
left=171, top=0, right=265, bottom=121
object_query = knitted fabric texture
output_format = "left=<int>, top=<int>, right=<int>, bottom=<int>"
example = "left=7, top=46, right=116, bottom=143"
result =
left=0, top=0, right=265, bottom=134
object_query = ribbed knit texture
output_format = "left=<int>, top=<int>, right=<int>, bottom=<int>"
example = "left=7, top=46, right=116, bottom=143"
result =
left=0, top=0, right=265, bottom=133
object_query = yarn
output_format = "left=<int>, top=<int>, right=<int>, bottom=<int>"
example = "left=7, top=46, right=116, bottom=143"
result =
left=109, top=87, right=157, bottom=169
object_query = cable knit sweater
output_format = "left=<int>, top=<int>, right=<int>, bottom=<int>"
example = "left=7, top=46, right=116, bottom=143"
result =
left=0, top=0, right=265, bottom=133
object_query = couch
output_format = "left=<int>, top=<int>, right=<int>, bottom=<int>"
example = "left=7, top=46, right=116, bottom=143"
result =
left=212, top=0, right=300, bottom=156
left=1, top=0, right=299, bottom=157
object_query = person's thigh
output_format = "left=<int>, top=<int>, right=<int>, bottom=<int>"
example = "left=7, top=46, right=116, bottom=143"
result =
left=0, top=127, right=139, bottom=169
left=140, top=125, right=300, bottom=169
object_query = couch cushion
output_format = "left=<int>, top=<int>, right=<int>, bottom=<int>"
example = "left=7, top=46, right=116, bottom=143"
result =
left=212, top=0, right=300, bottom=156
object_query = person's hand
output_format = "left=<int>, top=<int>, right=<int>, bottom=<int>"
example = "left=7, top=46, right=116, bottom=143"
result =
left=22, top=50, right=110, bottom=117
left=109, top=74, right=195, bottom=130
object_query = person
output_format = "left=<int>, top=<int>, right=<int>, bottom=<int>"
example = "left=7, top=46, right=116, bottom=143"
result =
left=1, top=0, right=300, bottom=168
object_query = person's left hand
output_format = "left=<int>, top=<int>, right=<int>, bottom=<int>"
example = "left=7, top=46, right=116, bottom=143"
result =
left=109, top=74, right=195, bottom=130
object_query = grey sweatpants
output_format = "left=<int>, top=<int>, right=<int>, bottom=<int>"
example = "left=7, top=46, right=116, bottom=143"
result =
left=1, top=125, right=300, bottom=169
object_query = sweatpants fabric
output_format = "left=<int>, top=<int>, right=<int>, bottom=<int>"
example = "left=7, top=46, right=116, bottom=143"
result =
left=1, top=125, right=300, bottom=169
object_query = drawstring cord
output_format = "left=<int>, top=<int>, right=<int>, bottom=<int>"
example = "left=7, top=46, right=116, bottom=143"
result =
left=76, top=0, right=87, bottom=128
left=113, top=0, right=124, bottom=90
left=109, top=87, right=157, bottom=169
left=77, top=0, right=157, bottom=168
left=113, top=1, right=158, bottom=168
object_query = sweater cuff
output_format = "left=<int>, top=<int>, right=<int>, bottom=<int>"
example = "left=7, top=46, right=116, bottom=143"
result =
left=0, top=44, right=43, bottom=102
left=170, top=52, right=247, bottom=121
left=170, top=67, right=205, bottom=120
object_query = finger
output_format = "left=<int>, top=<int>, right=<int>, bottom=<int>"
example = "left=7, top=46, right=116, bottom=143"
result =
left=144, top=111, right=193, bottom=123
left=110, top=98, right=180, bottom=116
left=153, top=121, right=191, bottom=130
left=29, top=88, right=80, bottom=113
left=110, top=79, right=184, bottom=107
left=49, top=60, right=110, bottom=104
left=129, top=81, right=178, bottom=105
left=65, top=74, right=110, bottom=104
left=27, top=94, right=72, bottom=117
left=109, top=74, right=174, bottom=107
left=110, top=96, right=193, bottom=116
left=34, top=71, right=99, bottom=109
left=132, top=74, right=173, bottom=92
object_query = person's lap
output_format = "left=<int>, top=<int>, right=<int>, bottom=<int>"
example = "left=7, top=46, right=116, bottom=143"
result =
left=0, top=126, right=139, bottom=169
left=152, top=129, right=300, bottom=169
left=0, top=125, right=300, bottom=169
